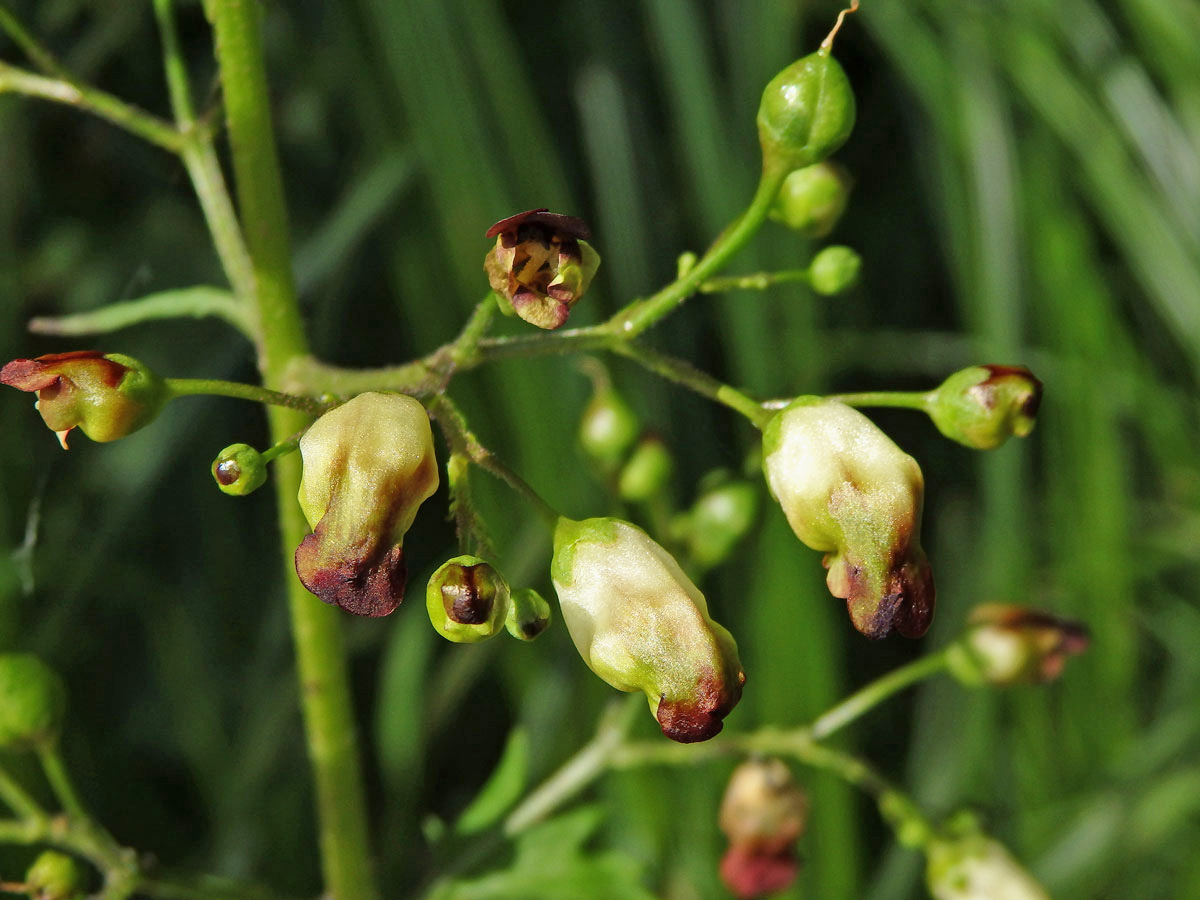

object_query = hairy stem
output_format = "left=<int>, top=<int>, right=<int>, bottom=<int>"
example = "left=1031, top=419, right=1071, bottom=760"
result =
left=208, top=3, right=378, bottom=898
left=166, top=378, right=327, bottom=413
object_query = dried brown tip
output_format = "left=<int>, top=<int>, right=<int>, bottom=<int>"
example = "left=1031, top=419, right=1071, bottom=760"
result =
left=720, top=844, right=801, bottom=900
left=656, top=668, right=745, bottom=743
left=485, top=208, right=591, bottom=240
left=295, top=527, right=406, bottom=617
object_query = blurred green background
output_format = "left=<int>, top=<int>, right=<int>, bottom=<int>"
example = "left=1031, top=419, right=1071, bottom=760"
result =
left=2, top=0, right=1199, bottom=897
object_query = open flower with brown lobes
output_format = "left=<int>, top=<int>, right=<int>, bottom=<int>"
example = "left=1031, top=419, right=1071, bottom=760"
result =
left=762, top=398, right=934, bottom=639
left=484, top=208, right=600, bottom=330
left=948, top=604, right=1090, bottom=687
left=0, top=351, right=167, bottom=448
left=295, top=392, right=439, bottom=617
left=426, top=556, right=510, bottom=643
left=551, top=517, right=744, bottom=742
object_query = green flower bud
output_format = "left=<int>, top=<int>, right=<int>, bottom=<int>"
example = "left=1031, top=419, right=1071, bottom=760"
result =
left=1, top=351, right=167, bottom=448
left=25, top=850, right=88, bottom=900
left=295, top=392, right=439, bottom=617
left=947, top=604, right=1089, bottom=687
left=484, top=209, right=601, bottom=330
left=0, top=653, right=66, bottom=750
left=757, top=51, right=855, bottom=175
left=762, top=399, right=934, bottom=639
left=426, top=556, right=510, bottom=643
left=617, top=436, right=673, bottom=504
left=926, top=365, right=1044, bottom=450
left=683, top=477, right=760, bottom=571
left=809, top=245, right=861, bottom=295
left=211, top=443, right=267, bottom=496
left=551, top=517, right=745, bottom=742
left=718, top=759, right=807, bottom=900
left=579, top=385, right=639, bottom=471
left=926, top=833, right=1050, bottom=900
left=506, top=587, right=552, bottom=641
left=769, top=162, right=852, bottom=237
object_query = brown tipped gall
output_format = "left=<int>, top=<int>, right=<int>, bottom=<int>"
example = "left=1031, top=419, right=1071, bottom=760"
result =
left=484, top=208, right=600, bottom=330
left=1, top=351, right=166, bottom=448
left=718, top=758, right=808, bottom=899
left=949, top=604, right=1090, bottom=687
left=762, top=398, right=935, bottom=639
left=295, top=392, right=438, bottom=617
left=426, top=556, right=510, bottom=643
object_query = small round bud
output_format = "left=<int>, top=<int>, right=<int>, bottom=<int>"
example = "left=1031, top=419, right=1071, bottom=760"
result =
left=0, top=653, right=67, bottom=750
left=926, top=365, right=1044, bottom=450
left=25, top=850, right=88, bottom=900
left=809, top=245, right=861, bottom=295
left=579, top=386, right=639, bottom=471
left=426, top=556, right=511, bottom=643
left=617, top=436, right=673, bottom=504
left=0, top=351, right=167, bottom=448
left=683, top=477, right=759, bottom=571
left=947, top=604, right=1090, bottom=687
left=505, top=587, right=552, bottom=641
left=769, top=162, right=852, bottom=237
left=211, top=443, right=267, bottom=496
left=757, top=52, right=855, bottom=175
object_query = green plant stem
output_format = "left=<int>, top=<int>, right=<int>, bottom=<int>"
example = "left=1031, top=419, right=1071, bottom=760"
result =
left=208, top=3, right=378, bottom=899
left=609, top=342, right=774, bottom=429
left=827, top=389, right=933, bottom=411
left=808, top=649, right=951, bottom=740
left=0, top=60, right=183, bottom=152
left=429, top=395, right=562, bottom=527
left=165, top=378, right=327, bottom=413
left=0, top=3, right=70, bottom=78
left=0, top=763, right=44, bottom=821
left=27, top=287, right=251, bottom=338
left=697, top=268, right=813, bottom=293
left=36, top=746, right=91, bottom=825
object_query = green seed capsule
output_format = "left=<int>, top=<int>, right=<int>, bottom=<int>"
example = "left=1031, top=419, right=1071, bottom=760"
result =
left=809, top=245, right=861, bottom=295
left=0, top=653, right=66, bottom=750
left=505, top=587, right=552, bottom=641
left=617, top=436, right=674, bottom=504
left=757, top=50, right=855, bottom=176
left=211, top=443, right=268, bottom=496
left=769, top=162, right=852, bottom=237
left=685, top=478, right=760, bottom=571
left=426, top=556, right=510, bottom=643
left=579, top=385, right=639, bottom=471
left=25, top=850, right=88, bottom=900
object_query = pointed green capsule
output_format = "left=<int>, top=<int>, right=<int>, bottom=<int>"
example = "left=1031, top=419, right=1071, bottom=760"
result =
left=211, top=443, right=267, bottom=496
left=925, top=365, right=1044, bottom=450
left=809, top=245, right=861, bottom=295
left=551, top=517, right=745, bottom=742
left=770, top=162, right=852, bottom=237
left=0, top=653, right=66, bottom=750
left=762, top=399, right=934, bottom=639
left=0, top=351, right=167, bottom=448
left=426, top=556, right=510, bottom=643
left=579, top=385, right=639, bottom=471
left=757, top=50, right=855, bottom=176
left=617, top=436, right=674, bottom=504
left=25, top=850, right=88, bottom=900
left=506, top=587, right=552, bottom=641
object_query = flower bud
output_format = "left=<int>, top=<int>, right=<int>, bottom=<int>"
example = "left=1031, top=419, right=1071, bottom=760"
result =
left=579, top=384, right=639, bottom=471
left=211, top=443, right=267, bottom=496
left=762, top=399, right=934, bottom=639
left=0, top=653, right=66, bottom=750
left=680, top=476, right=759, bottom=571
left=926, top=365, right=1044, bottom=450
left=926, top=834, right=1050, bottom=900
left=948, top=604, right=1090, bottom=687
left=758, top=51, right=855, bottom=175
left=769, top=162, right=852, bottom=237
left=0, top=351, right=167, bottom=448
left=617, top=435, right=673, bottom=504
left=809, top=245, right=861, bottom=296
left=506, top=587, right=552, bottom=641
left=426, top=556, right=510, bottom=643
left=551, top=517, right=744, bottom=742
left=25, top=850, right=88, bottom=900
left=484, top=208, right=601, bottom=330
left=295, top=392, right=438, bottom=617
left=718, top=758, right=808, bottom=900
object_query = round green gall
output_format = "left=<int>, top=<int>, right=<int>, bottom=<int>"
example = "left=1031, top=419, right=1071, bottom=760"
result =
left=25, top=850, right=88, bottom=900
left=617, top=436, right=674, bottom=504
left=757, top=51, right=855, bottom=176
left=0, top=653, right=66, bottom=750
left=426, top=556, right=511, bottom=644
left=579, top=386, right=639, bottom=471
left=925, top=365, right=1044, bottom=450
left=505, top=587, right=552, bottom=641
left=211, top=443, right=267, bottom=496
left=809, top=245, right=861, bottom=295
left=685, top=478, right=759, bottom=571
left=770, top=162, right=852, bottom=237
